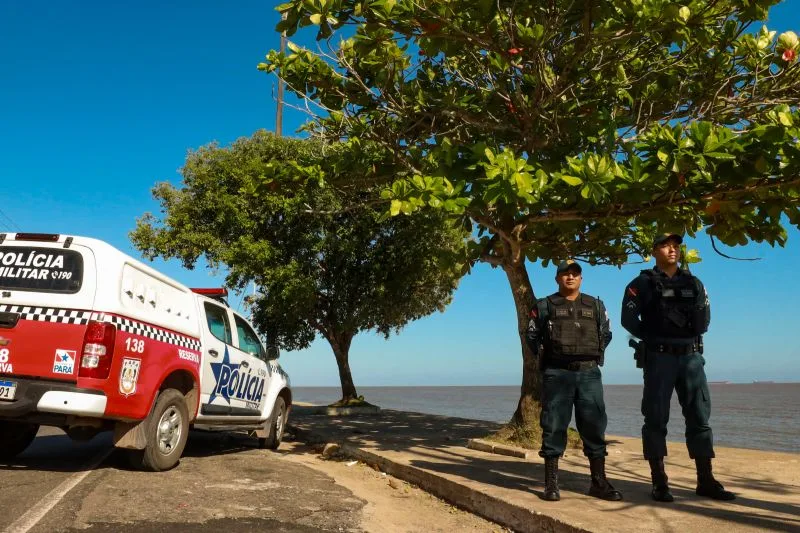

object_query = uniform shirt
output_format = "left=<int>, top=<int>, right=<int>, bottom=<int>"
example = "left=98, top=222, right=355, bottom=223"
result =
left=621, top=267, right=711, bottom=345
left=525, top=292, right=612, bottom=358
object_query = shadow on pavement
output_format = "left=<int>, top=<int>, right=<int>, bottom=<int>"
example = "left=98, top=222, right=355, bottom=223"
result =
left=291, top=408, right=800, bottom=532
left=0, top=429, right=276, bottom=473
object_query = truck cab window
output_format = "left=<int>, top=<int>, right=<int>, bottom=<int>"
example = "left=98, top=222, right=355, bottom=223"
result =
left=234, top=315, right=265, bottom=359
left=204, top=303, right=232, bottom=344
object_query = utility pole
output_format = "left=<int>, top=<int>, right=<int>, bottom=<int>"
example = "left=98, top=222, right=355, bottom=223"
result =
left=265, top=11, right=288, bottom=361
left=275, top=12, right=287, bottom=137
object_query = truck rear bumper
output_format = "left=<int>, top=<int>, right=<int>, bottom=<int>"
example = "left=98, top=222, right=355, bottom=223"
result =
left=0, top=377, right=107, bottom=420
left=37, top=390, right=107, bottom=416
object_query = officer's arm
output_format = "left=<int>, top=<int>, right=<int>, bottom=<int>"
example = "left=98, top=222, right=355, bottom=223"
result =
left=597, top=299, right=612, bottom=349
left=525, top=305, right=543, bottom=355
left=621, top=277, right=646, bottom=339
left=697, top=279, right=711, bottom=330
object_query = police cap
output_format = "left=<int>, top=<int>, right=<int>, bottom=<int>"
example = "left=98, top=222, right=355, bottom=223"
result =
left=653, top=233, right=683, bottom=248
left=556, top=260, right=582, bottom=275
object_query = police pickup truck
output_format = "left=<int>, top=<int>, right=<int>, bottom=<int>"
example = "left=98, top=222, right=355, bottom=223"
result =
left=0, top=233, right=291, bottom=471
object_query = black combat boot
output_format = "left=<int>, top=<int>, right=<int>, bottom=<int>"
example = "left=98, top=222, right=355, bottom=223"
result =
left=588, top=457, right=623, bottom=501
left=543, top=456, right=560, bottom=501
left=649, top=458, right=674, bottom=502
left=695, top=457, right=736, bottom=500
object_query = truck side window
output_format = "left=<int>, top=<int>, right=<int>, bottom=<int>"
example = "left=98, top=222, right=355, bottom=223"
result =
left=234, top=315, right=265, bottom=359
left=204, top=303, right=232, bottom=344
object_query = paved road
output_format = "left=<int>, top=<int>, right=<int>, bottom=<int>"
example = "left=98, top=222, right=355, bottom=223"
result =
left=1, top=429, right=368, bottom=533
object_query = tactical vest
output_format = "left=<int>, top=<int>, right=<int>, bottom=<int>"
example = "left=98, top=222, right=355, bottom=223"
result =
left=540, top=294, right=602, bottom=359
left=641, top=269, right=707, bottom=339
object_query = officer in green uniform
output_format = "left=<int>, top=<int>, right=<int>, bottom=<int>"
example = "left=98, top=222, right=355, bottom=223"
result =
left=621, top=234, right=735, bottom=502
left=526, top=260, right=622, bottom=502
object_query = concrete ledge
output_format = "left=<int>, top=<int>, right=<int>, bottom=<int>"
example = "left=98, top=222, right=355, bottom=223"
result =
left=288, top=424, right=587, bottom=533
left=467, top=438, right=532, bottom=459
left=292, top=404, right=381, bottom=416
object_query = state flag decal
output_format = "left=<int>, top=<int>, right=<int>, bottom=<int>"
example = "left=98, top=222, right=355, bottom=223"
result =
left=53, top=349, right=76, bottom=375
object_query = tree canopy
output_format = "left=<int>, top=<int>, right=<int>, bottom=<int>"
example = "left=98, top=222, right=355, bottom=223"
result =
left=259, top=0, right=800, bottom=427
left=131, top=131, right=467, bottom=401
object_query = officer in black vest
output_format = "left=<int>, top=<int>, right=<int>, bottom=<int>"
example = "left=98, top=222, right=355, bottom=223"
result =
left=621, top=233, right=735, bottom=502
left=526, top=260, right=622, bottom=502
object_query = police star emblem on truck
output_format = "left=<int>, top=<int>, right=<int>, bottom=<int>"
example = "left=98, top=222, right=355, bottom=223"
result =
left=209, top=346, right=264, bottom=405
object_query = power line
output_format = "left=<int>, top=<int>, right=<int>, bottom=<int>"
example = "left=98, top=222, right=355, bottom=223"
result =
left=0, top=207, right=21, bottom=232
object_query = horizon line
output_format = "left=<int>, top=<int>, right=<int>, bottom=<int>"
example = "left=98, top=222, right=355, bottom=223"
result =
left=292, top=381, right=799, bottom=388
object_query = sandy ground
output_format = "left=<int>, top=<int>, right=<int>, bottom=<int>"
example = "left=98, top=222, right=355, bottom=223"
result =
left=282, top=440, right=509, bottom=533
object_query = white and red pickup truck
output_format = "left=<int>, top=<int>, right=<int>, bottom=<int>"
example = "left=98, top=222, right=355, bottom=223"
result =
left=0, top=233, right=291, bottom=470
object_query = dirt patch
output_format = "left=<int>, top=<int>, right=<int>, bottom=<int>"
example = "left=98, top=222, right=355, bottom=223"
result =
left=328, top=396, right=378, bottom=408
left=282, top=441, right=510, bottom=533
left=484, top=423, right=582, bottom=451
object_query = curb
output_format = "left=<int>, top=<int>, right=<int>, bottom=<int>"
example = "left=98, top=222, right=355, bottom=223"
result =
left=292, top=404, right=381, bottom=417
left=467, top=438, right=532, bottom=459
left=288, top=424, right=589, bottom=533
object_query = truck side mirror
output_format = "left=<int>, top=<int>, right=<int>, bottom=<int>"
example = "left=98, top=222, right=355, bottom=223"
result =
left=265, top=342, right=280, bottom=361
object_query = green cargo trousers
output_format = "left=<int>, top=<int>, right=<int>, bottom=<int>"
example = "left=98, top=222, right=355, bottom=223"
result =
left=641, top=350, right=714, bottom=459
left=539, top=365, right=608, bottom=459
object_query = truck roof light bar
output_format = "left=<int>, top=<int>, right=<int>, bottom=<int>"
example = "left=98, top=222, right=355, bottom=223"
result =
left=15, top=233, right=60, bottom=242
left=190, top=288, right=230, bottom=306
left=190, top=288, right=229, bottom=297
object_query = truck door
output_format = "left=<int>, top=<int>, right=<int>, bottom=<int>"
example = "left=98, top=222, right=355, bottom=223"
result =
left=231, top=314, right=270, bottom=417
left=198, top=301, right=251, bottom=417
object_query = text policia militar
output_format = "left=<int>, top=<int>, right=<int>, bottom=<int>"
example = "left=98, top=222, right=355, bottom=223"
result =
left=0, top=250, right=73, bottom=281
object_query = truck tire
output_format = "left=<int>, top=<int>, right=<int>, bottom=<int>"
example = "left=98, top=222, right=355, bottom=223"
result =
left=129, top=389, right=189, bottom=471
left=258, top=396, right=286, bottom=450
left=0, top=421, right=39, bottom=460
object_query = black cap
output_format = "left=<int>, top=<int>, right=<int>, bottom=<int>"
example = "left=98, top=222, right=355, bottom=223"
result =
left=556, top=260, right=582, bottom=274
left=653, top=233, right=683, bottom=248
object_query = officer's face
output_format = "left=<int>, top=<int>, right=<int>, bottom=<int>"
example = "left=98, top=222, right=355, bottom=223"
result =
left=653, top=239, right=681, bottom=265
left=556, top=268, right=582, bottom=291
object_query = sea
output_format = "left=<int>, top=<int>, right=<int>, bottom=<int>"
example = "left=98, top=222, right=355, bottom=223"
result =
left=294, top=383, right=800, bottom=454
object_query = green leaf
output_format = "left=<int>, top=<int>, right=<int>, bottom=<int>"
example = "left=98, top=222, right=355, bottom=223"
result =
left=309, top=13, right=322, bottom=25
left=390, top=199, right=402, bottom=216
left=704, top=152, right=737, bottom=160
left=560, top=175, right=583, bottom=186
left=683, top=248, right=702, bottom=264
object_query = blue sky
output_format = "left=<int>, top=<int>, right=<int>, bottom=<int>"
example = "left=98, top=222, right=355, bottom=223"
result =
left=2, top=1, right=799, bottom=386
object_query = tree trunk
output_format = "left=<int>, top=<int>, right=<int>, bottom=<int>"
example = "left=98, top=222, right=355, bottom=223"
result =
left=327, top=332, right=359, bottom=401
left=503, top=259, right=542, bottom=428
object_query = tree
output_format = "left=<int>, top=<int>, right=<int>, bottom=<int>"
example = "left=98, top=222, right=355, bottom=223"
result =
left=131, top=131, right=466, bottom=402
left=259, top=0, right=800, bottom=430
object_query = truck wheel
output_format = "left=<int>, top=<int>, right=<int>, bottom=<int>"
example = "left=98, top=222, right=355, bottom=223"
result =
left=258, top=396, right=286, bottom=450
left=0, top=421, right=39, bottom=460
left=130, top=389, right=189, bottom=471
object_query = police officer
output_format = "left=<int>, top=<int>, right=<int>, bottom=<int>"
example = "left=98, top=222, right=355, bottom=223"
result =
left=621, top=234, right=735, bottom=502
left=527, top=260, right=622, bottom=502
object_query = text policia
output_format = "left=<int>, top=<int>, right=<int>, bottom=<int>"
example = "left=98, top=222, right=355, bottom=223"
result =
left=0, top=250, right=72, bottom=281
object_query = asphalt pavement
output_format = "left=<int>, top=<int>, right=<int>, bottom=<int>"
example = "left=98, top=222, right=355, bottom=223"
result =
left=1, top=428, right=367, bottom=533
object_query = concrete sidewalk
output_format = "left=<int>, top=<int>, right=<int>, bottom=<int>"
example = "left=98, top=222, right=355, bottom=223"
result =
left=288, top=406, right=800, bottom=533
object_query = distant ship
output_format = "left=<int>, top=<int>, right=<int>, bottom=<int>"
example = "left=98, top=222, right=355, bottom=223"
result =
left=709, top=381, right=730, bottom=385
left=753, top=380, right=775, bottom=384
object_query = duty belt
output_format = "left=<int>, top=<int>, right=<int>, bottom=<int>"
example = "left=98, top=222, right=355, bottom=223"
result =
left=545, top=360, right=599, bottom=371
left=647, top=343, right=698, bottom=355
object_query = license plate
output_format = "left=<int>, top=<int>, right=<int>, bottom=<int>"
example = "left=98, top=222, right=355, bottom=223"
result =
left=0, top=379, right=16, bottom=401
